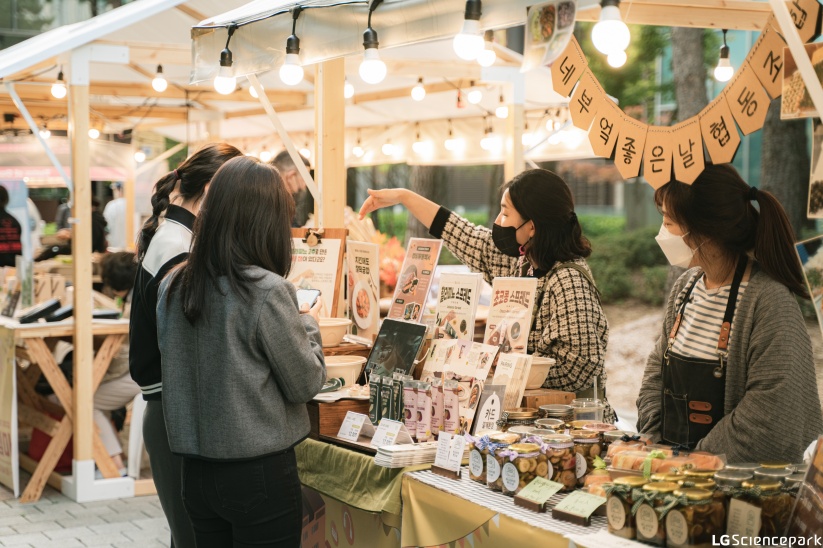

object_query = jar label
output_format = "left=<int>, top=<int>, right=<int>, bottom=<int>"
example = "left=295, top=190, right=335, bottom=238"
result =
left=636, top=504, right=659, bottom=539
left=607, top=496, right=626, bottom=530
left=487, top=455, right=501, bottom=482
left=575, top=453, right=587, bottom=478
left=502, top=462, right=519, bottom=492
left=469, top=450, right=484, bottom=478
left=666, top=510, right=688, bottom=546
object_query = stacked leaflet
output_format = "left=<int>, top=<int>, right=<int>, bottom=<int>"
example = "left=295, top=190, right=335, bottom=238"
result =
left=374, top=442, right=469, bottom=468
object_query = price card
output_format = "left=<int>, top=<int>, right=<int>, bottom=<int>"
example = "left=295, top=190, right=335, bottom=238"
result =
left=434, top=432, right=454, bottom=468
left=371, top=419, right=404, bottom=448
left=516, top=477, right=564, bottom=506
left=446, top=433, right=466, bottom=470
left=337, top=412, right=368, bottom=442
left=553, top=490, right=607, bottom=518
left=727, top=498, right=760, bottom=543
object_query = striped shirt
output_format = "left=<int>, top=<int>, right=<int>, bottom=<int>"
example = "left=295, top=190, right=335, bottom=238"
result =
left=671, top=276, right=748, bottom=360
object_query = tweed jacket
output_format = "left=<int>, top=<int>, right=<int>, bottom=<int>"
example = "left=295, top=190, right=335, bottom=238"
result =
left=637, top=265, right=823, bottom=463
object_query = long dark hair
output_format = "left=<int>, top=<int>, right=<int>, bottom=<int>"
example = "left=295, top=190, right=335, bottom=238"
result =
left=166, top=156, right=295, bottom=323
left=137, top=143, right=243, bottom=258
left=655, top=163, right=807, bottom=298
left=503, top=168, right=591, bottom=271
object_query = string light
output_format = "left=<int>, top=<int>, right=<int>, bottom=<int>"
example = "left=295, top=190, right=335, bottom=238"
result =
left=279, top=7, right=305, bottom=86
left=444, top=119, right=465, bottom=151
left=411, top=77, right=426, bottom=101
left=299, top=142, right=312, bottom=158
left=476, top=30, right=496, bottom=67
left=51, top=69, right=67, bottom=99
left=592, top=0, right=630, bottom=55
left=467, top=81, right=483, bottom=104
left=152, top=64, right=168, bottom=92
left=38, top=125, right=50, bottom=140
left=453, top=0, right=484, bottom=60
left=259, top=150, right=272, bottom=162
left=353, top=130, right=365, bottom=157
left=714, top=29, right=734, bottom=82
left=495, top=93, right=508, bottom=119
left=359, top=0, right=387, bottom=84
left=134, top=150, right=146, bottom=163
left=344, top=78, right=355, bottom=99
left=382, top=139, right=396, bottom=156
left=214, top=24, right=238, bottom=95
left=607, top=50, right=627, bottom=68
left=88, top=128, right=100, bottom=139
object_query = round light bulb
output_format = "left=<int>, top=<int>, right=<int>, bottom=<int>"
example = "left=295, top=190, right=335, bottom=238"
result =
left=453, top=19, right=484, bottom=61
left=88, top=128, right=100, bottom=139
left=134, top=150, right=146, bottom=163
left=411, top=82, right=426, bottom=101
left=607, top=50, right=627, bottom=68
left=152, top=75, right=168, bottom=93
left=344, top=80, right=355, bottom=99
left=563, top=130, right=585, bottom=149
left=259, top=150, right=272, bottom=163
left=467, top=89, right=483, bottom=104
left=279, top=53, right=304, bottom=86
left=412, top=140, right=432, bottom=155
left=592, top=5, right=631, bottom=55
left=38, top=128, right=50, bottom=140
left=714, top=58, right=734, bottom=82
left=359, top=48, right=387, bottom=85
left=214, top=66, right=237, bottom=95
left=51, top=82, right=67, bottom=99
left=522, top=132, right=535, bottom=147
left=353, top=145, right=365, bottom=158
left=299, top=147, right=311, bottom=159
left=480, top=134, right=494, bottom=151
left=496, top=105, right=509, bottom=119
left=444, top=137, right=465, bottom=152
left=382, top=142, right=396, bottom=156
left=477, top=48, right=496, bottom=67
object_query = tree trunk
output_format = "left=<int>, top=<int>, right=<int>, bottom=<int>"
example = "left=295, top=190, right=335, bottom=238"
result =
left=405, top=165, right=444, bottom=242
left=671, top=27, right=709, bottom=121
left=761, top=98, right=810, bottom=236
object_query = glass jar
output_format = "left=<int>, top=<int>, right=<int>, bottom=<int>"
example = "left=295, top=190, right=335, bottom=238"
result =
left=651, top=473, right=686, bottom=483
left=785, top=473, right=805, bottom=497
left=500, top=442, right=544, bottom=496
left=568, top=419, right=597, bottom=430
left=665, top=488, right=726, bottom=548
left=714, top=469, right=753, bottom=515
left=539, top=404, right=573, bottom=422
left=583, top=422, right=617, bottom=437
left=571, top=398, right=605, bottom=422
left=759, top=461, right=791, bottom=470
left=485, top=432, right=519, bottom=491
left=723, top=462, right=760, bottom=474
left=635, top=481, right=679, bottom=546
left=541, top=434, right=577, bottom=492
left=791, top=463, right=808, bottom=475
left=496, top=407, right=538, bottom=432
left=736, top=480, right=793, bottom=537
left=527, top=428, right=555, bottom=438
left=606, top=476, right=649, bottom=540
left=468, top=431, right=503, bottom=483
left=534, top=418, right=564, bottom=431
left=507, top=425, right=536, bottom=440
left=571, top=429, right=603, bottom=487
left=753, top=467, right=792, bottom=482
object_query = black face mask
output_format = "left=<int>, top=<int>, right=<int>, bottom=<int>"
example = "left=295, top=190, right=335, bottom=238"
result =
left=492, top=220, right=529, bottom=258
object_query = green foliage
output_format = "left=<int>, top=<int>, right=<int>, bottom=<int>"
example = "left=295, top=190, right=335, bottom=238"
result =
left=0, top=0, right=53, bottom=48
left=578, top=215, right=625, bottom=238
left=638, top=266, right=670, bottom=306
left=165, top=138, right=188, bottom=171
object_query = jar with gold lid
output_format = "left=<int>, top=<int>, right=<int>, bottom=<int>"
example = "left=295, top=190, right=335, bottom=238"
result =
left=651, top=473, right=686, bottom=483
left=499, top=442, right=545, bottom=496
left=541, top=433, right=577, bottom=491
left=723, top=462, right=759, bottom=473
left=634, top=481, right=679, bottom=546
left=496, top=407, right=538, bottom=432
left=759, top=461, right=791, bottom=470
left=753, top=467, right=792, bottom=482
left=484, top=432, right=519, bottom=490
left=785, top=473, right=805, bottom=497
left=539, top=404, right=573, bottom=422
left=467, top=431, right=503, bottom=483
left=665, top=488, right=726, bottom=548
left=605, top=476, right=648, bottom=539
left=735, top=480, right=793, bottom=537
left=570, top=429, right=602, bottom=487
left=534, top=418, right=564, bottom=431
left=507, top=425, right=536, bottom=440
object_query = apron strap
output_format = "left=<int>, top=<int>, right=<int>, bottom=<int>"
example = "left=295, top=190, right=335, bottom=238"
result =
left=668, top=273, right=702, bottom=342
left=716, top=255, right=748, bottom=354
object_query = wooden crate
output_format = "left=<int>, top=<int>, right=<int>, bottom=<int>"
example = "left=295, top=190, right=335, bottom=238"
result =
left=520, top=388, right=575, bottom=409
left=307, top=399, right=370, bottom=438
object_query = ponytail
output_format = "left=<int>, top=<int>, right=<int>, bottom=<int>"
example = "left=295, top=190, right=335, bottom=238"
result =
left=751, top=189, right=809, bottom=298
left=137, top=171, right=177, bottom=259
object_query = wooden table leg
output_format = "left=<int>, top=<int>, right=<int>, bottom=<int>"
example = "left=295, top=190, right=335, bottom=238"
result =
left=90, top=334, right=126, bottom=478
left=19, top=417, right=71, bottom=503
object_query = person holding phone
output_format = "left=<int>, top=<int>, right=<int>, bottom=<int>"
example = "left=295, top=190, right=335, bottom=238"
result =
left=157, top=156, right=325, bottom=547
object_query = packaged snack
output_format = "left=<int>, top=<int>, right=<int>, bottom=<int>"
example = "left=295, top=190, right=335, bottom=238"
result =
left=443, top=380, right=460, bottom=435
left=416, top=381, right=433, bottom=442
left=431, top=378, right=444, bottom=437
left=402, top=380, right=418, bottom=438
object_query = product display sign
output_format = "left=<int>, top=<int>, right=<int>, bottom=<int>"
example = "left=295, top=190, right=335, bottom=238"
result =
left=787, top=435, right=823, bottom=540
left=642, top=126, right=674, bottom=189
left=670, top=118, right=704, bottom=185
left=551, top=35, right=587, bottom=97
left=347, top=241, right=380, bottom=340
left=433, top=272, right=482, bottom=342
left=516, top=477, right=563, bottom=506
left=483, top=277, right=538, bottom=357
left=725, top=61, right=770, bottom=136
left=388, top=238, right=442, bottom=323
left=289, top=229, right=345, bottom=317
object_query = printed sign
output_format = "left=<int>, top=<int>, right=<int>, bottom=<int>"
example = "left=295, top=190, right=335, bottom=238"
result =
left=289, top=236, right=342, bottom=316
left=570, top=69, right=602, bottom=131
left=671, top=118, right=705, bottom=185
left=615, top=115, right=648, bottom=180
left=725, top=61, right=770, bottom=136
left=749, top=21, right=787, bottom=99
left=642, top=126, right=674, bottom=189
left=388, top=238, right=442, bottom=323
left=588, top=99, right=621, bottom=158
left=551, top=36, right=587, bottom=97
left=347, top=241, right=380, bottom=339
left=700, top=94, right=741, bottom=165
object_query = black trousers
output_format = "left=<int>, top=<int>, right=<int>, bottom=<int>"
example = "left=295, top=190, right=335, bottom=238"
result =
left=181, top=450, right=302, bottom=548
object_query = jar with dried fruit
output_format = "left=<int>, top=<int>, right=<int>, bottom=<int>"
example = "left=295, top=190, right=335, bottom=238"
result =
left=664, top=488, right=726, bottom=548
left=496, top=408, right=538, bottom=432
left=572, top=429, right=602, bottom=487
left=498, top=443, right=545, bottom=496
left=507, top=426, right=535, bottom=440
left=468, top=433, right=493, bottom=483
left=534, top=418, right=564, bottom=431
left=633, top=481, right=679, bottom=546
left=605, top=476, right=648, bottom=540
left=485, top=432, right=519, bottom=491
left=735, top=480, right=793, bottom=537
left=714, top=469, right=753, bottom=515
left=540, top=434, right=577, bottom=492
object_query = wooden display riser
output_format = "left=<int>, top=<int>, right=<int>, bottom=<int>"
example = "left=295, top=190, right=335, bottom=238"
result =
left=307, top=399, right=370, bottom=439
left=521, top=389, right=575, bottom=408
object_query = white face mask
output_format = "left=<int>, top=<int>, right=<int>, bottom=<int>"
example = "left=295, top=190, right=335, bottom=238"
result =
left=655, top=224, right=695, bottom=268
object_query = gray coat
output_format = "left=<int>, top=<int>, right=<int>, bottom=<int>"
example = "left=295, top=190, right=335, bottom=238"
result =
left=637, top=265, right=823, bottom=463
left=157, top=266, right=326, bottom=460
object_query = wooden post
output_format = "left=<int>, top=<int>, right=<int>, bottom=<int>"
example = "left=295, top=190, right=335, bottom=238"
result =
left=124, top=179, right=135, bottom=251
left=314, top=59, right=346, bottom=228
left=505, top=103, right=525, bottom=182
left=69, top=73, right=94, bottom=463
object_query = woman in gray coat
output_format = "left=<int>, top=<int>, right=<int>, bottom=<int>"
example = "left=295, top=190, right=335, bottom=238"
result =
left=637, top=163, right=822, bottom=463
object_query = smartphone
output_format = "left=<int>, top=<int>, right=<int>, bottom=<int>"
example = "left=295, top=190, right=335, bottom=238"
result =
left=296, top=288, right=321, bottom=309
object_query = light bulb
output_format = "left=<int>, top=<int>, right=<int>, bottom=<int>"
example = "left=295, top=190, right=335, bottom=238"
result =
left=88, top=128, right=100, bottom=139
left=382, top=142, right=396, bottom=156
left=344, top=80, right=355, bottom=99
left=38, top=128, right=50, bottom=140
left=299, top=147, right=311, bottom=159
left=214, top=66, right=237, bottom=95
left=411, top=78, right=426, bottom=101
left=152, top=65, right=167, bottom=92
left=714, top=60, right=734, bottom=82
left=359, top=48, right=387, bottom=84
left=134, top=150, right=146, bottom=163
left=548, top=131, right=564, bottom=145
left=607, top=50, right=627, bottom=68
left=353, top=145, right=365, bottom=158
left=522, top=132, right=535, bottom=146
left=480, top=134, right=495, bottom=151
left=279, top=53, right=304, bottom=86
left=563, top=130, right=585, bottom=149
left=412, top=140, right=432, bottom=155
left=444, top=136, right=465, bottom=152
left=249, top=83, right=260, bottom=98
left=546, top=119, right=558, bottom=132
left=466, top=90, right=482, bottom=105
left=259, top=150, right=272, bottom=162
left=453, top=19, right=484, bottom=60
left=592, top=3, right=630, bottom=55
left=51, top=70, right=67, bottom=99
left=496, top=105, right=509, bottom=119
left=477, top=47, right=496, bottom=67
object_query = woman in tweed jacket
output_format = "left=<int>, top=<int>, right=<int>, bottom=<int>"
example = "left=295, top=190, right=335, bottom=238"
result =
left=360, top=169, right=613, bottom=422
left=638, top=164, right=822, bottom=462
